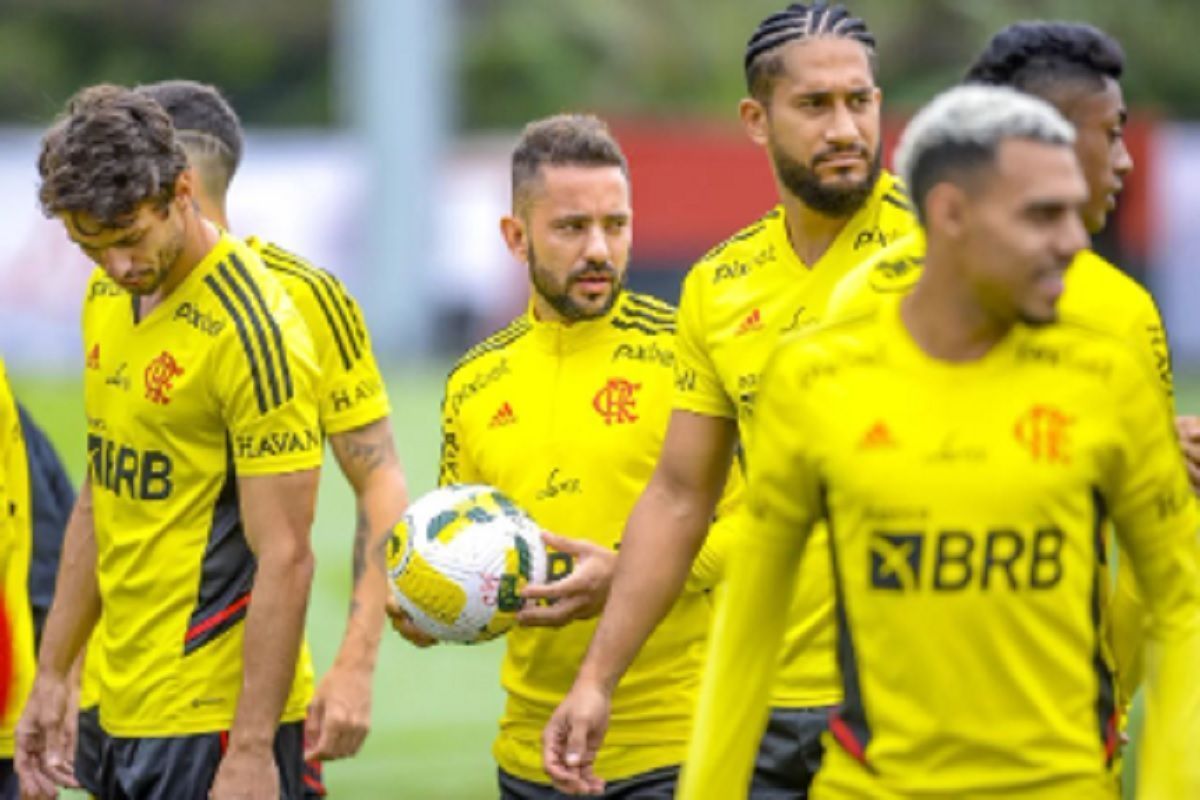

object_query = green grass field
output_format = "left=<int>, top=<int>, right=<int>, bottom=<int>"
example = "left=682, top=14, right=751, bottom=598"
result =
left=11, top=366, right=1195, bottom=798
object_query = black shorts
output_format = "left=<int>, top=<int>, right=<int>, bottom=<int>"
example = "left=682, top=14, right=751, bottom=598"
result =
left=0, top=758, right=17, bottom=800
left=749, top=706, right=833, bottom=800
left=498, top=765, right=679, bottom=799
left=79, top=718, right=308, bottom=800
left=77, top=706, right=326, bottom=799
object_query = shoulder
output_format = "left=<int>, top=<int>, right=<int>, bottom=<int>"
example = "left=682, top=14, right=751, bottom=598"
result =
left=1016, top=318, right=1149, bottom=390
left=771, top=305, right=883, bottom=386
left=609, top=292, right=676, bottom=337
left=446, top=316, right=532, bottom=388
left=246, top=238, right=357, bottom=303
left=198, top=238, right=296, bottom=323
left=1061, top=250, right=1159, bottom=326
left=687, top=207, right=783, bottom=282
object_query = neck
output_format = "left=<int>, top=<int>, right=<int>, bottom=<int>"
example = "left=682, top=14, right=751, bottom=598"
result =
left=196, top=195, right=230, bottom=230
left=778, top=189, right=855, bottom=267
left=145, top=214, right=221, bottom=309
left=900, top=248, right=1012, bottom=362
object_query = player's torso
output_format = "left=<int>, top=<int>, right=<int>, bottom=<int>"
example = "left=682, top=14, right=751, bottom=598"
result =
left=81, top=249, right=314, bottom=735
left=802, top=314, right=1131, bottom=792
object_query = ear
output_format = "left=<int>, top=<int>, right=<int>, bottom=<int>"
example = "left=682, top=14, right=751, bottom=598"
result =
left=172, top=168, right=195, bottom=208
left=739, top=97, right=770, bottom=148
left=499, top=214, right=528, bottom=263
left=925, top=182, right=969, bottom=240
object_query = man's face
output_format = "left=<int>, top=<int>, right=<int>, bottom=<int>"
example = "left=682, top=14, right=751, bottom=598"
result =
left=1058, top=77, right=1133, bottom=234
left=510, top=164, right=632, bottom=322
left=754, top=37, right=883, bottom=217
left=954, top=139, right=1090, bottom=326
left=62, top=201, right=186, bottom=295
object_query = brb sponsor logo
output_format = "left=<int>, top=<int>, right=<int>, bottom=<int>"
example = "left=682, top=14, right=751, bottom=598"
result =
left=144, top=351, right=184, bottom=405
left=88, top=433, right=173, bottom=500
left=173, top=302, right=225, bottom=336
left=593, top=378, right=640, bottom=425
left=869, top=527, right=1065, bottom=591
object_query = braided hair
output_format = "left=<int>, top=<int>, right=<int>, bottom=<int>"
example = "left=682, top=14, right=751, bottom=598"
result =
left=745, top=2, right=876, bottom=103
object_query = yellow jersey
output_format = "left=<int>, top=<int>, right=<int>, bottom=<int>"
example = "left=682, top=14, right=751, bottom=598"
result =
left=81, top=233, right=322, bottom=737
left=246, top=238, right=391, bottom=434
left=0, top=356, right=34, bottom=757
left=826, top=230, right=1175, bottom=711
left=682, top=295, right=1200, bottom=799
left=674, top=172, right=917, bottom=706
left=439, top=293, right=710, bottom=783
left=80, top=235, right=392, bottom=712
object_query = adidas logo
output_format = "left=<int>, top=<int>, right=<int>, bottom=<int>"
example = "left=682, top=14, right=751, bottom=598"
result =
left=736, top=308, right=764, bottom=335
left=86, top=343, right=101, bottom=370
left=489, top=402, right=517, bottom=428
left=859, top=420, right=896, bottom=449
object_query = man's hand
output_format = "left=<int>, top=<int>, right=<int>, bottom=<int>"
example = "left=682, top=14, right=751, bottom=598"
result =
left=517, top=533, right=616, bottom=627
left=542, top=679, right=610, bottom=796
left=384, top=597, right=438, bottom=647
left=15, top=674, right=79, bottom=798
left=303, top=663, right=372, bottom=761
left=209, top=743, right=278, bottom=800
left=1176, top=415, right=1200, bottom=493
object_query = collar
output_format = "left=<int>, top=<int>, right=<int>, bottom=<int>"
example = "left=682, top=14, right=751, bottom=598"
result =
left=524, top=294, right=624, bottom=355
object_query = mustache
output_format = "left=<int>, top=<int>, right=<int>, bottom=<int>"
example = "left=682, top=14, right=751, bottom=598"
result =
left=568, top=263, right=618, bottom=283
left=812, top=145, right=871, bottom=165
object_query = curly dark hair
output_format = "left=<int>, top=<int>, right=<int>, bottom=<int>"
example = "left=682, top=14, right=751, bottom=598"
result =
left=135, top=80, right=243, bottom=200
left=37, top=84, right=189, bottom=228
left=511, top=114, right=628, bottom=214
left=964, top=21, right=1124, bottom=97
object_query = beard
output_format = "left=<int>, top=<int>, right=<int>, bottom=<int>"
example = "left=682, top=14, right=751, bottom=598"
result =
left=770, top=139, right=882, bottom=219
left=528, top=242, right=624, bottom=322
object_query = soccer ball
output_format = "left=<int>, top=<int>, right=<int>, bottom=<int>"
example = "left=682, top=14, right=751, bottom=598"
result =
left=385, top=484, right=549, bottom=643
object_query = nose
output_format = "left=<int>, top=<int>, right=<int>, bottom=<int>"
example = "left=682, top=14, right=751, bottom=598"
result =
left=826, top=99, right=859, bottom=145
left=582, top=223, right=610, bottom=264
left=1060, top=210, right=1090, bottom=259
left=1113, top=137, right=1133, bottom=178
left=101, top=249, right=135, bottom=279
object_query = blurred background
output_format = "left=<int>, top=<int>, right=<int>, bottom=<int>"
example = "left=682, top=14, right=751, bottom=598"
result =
left=2, top=0, right=1196, bottom=796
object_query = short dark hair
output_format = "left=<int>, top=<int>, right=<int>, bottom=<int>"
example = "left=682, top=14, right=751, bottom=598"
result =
left=511, top=114, right=629, bottom=214
left=38, top=84, right=189, bottom=228
left=135, top=80, right=243, bottom=200
left=745, top=2, right=876, bottom=104
left=964, top=22, right=1124, bottom=99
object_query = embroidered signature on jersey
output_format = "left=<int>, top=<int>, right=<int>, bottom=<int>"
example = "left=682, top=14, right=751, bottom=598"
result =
left=1013, top=405, right=1073, bottom=464
left=593, top=378, right=641, bottom=425
left=144, top=351, right=185, bottom=405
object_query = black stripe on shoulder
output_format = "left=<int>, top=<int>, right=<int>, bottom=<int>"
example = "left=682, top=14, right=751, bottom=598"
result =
left=261, top=244, right=364, bottom=364
left=616, top=306, right=675, bottom=330
left=611, top=316, right=676, bottom=337
left=215, top=260, right=285, bottom=410
left=882, top=193, right=913, bottom=212
left=449, top=317, right=533, bottom=378
left=624, top=292, right=677, bottom=317
left=229, top=253, right=294, bottom=403
left=203, top=272, right=269, bottom=415
left=697, top=208, right=780, bottom=262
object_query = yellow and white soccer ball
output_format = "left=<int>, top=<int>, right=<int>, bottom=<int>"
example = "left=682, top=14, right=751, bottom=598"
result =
left=385, top=484, right=548, bottom=643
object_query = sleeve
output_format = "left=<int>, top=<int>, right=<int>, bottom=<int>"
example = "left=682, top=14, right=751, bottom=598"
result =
left=673, top=268, right=736, bottom=419
left=305, top=280, right=392, bottom=435
left=1124, top=289, right=1175, bottom=411
left=1103, top=358, right=1200, bottom=797
left=437, top=371, right=481, bottom=487
left=212, top=296, right=324, bottom=477
left=679, top=341, right=823, bottom=798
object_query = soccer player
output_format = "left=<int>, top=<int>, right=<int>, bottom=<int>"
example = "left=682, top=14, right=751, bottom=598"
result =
left=824, top=21, right=1172, bottom=709
left=16, top=85, right=323, bottom=799
left=546, top=3, right=917, bottom=794
left=433, top=114, right=711, bottom=798
left=683, top=83, right=1200, bottom=800
left=131, top=79, right=408, bottom=767
left=0, top=355, right=35, bottom=800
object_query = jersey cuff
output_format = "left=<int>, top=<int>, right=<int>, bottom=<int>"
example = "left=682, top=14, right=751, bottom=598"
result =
left=233, top=451, right=324, bottom=477
left=672, top=397, right=736, bottom=420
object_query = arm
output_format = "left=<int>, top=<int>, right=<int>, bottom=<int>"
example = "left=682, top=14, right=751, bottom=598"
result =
left=16, top=479, right=98, bottom=797
left=542, top=410, right=736, bottom=793
left=306, top=416, right=408, bottom=760
left=212, top=467, right=319, bottom=796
